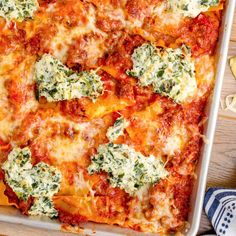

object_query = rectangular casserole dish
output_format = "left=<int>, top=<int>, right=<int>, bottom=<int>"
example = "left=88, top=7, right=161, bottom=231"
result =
left=0, top=1, right=235, bottom=235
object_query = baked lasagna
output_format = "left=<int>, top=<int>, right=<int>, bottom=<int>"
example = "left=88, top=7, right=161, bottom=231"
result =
left=0, top=0, right=224, bottom=234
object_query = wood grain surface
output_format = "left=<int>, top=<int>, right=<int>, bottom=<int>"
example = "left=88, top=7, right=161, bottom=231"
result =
left=0, top=9, right=235, bottom=236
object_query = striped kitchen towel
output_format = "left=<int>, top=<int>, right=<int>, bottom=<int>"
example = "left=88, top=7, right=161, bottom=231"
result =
left=204, top=188, right=236, bottom=236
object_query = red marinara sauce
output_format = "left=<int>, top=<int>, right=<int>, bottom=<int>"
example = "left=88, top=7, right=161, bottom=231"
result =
left=179, top=13, right=220, bottom=57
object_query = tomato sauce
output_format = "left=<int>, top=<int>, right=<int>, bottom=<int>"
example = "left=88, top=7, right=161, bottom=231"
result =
left=5, top=79, right=27, bottom=110
left=173, top=175, right=193, bottom=221
left=179, top=13, right=220, bottom=57
left=57, top=209, right=88, bottom=225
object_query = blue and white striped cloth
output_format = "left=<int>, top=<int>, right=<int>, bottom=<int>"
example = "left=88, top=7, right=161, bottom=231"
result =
left=204, top=188, right=236, bottom=236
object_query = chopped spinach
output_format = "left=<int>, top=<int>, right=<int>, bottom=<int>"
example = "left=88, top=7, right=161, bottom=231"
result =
left=35, top=54, right=104, bottom=102
left=127, top=43, right=197, bottom=103
left=167, top=0, right=219, bottom=18
left=28, top=197, right=58, bottom=218
left=2, top=147, right=61, bottom=218
left=0, top=0, right=39, bottom=22
left=106, top=117, right=129, bottom=142
left=88, top=143, right=168, bottom=195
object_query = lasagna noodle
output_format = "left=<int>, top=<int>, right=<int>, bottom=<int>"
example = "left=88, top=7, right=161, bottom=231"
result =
left=54, top=196, right=127, bottom=225
left=0, top=181, right=17, bottom=207
left=0, top=182, right=10, bottom=206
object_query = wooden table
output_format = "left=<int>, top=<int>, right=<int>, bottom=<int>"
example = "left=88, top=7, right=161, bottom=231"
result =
left=0, top=10, right=236, bottom=236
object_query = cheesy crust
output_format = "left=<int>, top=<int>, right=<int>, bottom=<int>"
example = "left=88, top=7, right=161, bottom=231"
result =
left=0, top=0, right=224, bottom=234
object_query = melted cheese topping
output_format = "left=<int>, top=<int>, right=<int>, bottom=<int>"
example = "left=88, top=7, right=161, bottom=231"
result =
left=49, top=121, right=103, bottom=163
left=0, top=0, right=222, bottom=234
left=49, top=4, right=106, bottom=62
left=0, top=76, right=12, bottom=140
left=163, top=125, right=188, bottom=156
left=0, top=54, right=38, bottom=141
left=73, top=171, right=96, bottom=197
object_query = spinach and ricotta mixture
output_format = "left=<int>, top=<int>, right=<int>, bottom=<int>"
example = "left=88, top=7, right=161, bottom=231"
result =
left=88, top=143, right=168, bottom=195
left=127, top=43, right=197, bottom=103
left=35, top=54, right=104, bottom=102
left=167, top=0, right=219, bottom=18
left=0, top=0, right=39, bottom=22
left=28, top=197, right=58, bottom=218
left=106, top=117, right=129, bottom=142
left=2, top=147, right=61, bottom=218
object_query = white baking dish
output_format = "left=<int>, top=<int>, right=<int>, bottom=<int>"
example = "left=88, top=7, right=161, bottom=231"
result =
left=0, top=2, right=235, bottom=235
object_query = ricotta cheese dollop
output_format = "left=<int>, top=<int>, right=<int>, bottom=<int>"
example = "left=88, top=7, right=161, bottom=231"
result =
left=2, top=147, right=61, bottom=218
left=127, top=43, right=197, bottom=103
left=167, top=0, right=219, bottom=18
left=35, top=54, right=104, bottom=102
left=106, top=116, right=129, bottom=142
left=88, top=143, right=168, bottom=196
left=0, top=0, right=39, bottom=22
